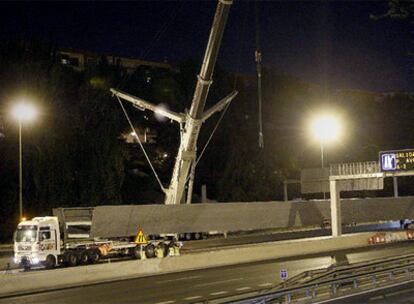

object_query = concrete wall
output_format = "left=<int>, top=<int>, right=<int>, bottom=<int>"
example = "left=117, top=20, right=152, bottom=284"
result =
left=91, top=197, right=414, bottom=238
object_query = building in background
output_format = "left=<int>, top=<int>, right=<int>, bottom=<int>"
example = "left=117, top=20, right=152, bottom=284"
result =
left=57, top=48, right=172, bottom=74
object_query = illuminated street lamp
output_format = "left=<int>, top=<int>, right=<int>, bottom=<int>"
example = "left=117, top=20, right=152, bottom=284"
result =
left=11, top=102, right=38, bottom=221
left=311, top=113, right=342, bottom=167
left=310, top=113, right=342, bottom=198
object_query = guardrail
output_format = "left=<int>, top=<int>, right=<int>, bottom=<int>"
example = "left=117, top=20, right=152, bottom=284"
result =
left=229, top=253, right=414, bottom=304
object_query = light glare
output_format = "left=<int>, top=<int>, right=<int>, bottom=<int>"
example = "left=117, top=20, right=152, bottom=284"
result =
left=12, top=103, right=37, bottom=122
left=311, top=114, right=341, bottom=143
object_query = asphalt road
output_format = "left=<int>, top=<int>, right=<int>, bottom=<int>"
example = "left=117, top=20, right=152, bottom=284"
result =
left=3, top=242, right=414, bottom=304
left=0, top=256, right=335, bottom=304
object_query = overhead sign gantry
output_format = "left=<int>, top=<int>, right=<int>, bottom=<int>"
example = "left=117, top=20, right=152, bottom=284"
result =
left=328, top=148, right=414, bottom=238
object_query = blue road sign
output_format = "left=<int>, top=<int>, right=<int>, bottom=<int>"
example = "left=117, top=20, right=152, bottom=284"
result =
left=280, top=269, right=288, bottom=280
left=381, top=153, right=396, bottom=171
left=380, top=149, right=414, bottom=172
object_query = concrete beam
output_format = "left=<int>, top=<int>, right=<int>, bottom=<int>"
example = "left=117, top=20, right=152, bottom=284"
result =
left=91, top=197, right=414, bottom=238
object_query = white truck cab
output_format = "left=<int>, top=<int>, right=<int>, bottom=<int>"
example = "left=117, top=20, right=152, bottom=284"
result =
left=14, top=217, right=60, bottom=269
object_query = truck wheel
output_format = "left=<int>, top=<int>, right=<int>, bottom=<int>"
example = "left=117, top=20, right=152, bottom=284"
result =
left=87, top=250, right=100, bottom=264
left=44, top=255, right=56, bottom=269
left=185, top=233, right=192, bottom=241
left=132, top=246, right=142, bottom=259
left=79, top=251, right=89, bottom=265
left=66, top=252, right=78, bottom=267
left=145, top=244, right=156, bottom=258
left=194, top=232, right=201, bottom=240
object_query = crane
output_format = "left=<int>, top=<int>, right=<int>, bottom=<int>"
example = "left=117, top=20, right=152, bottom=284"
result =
left=111, top=0, right=237, bottom=205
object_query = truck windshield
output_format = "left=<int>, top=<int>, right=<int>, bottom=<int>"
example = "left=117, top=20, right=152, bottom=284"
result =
left=15, top=225, right=38, bottom=242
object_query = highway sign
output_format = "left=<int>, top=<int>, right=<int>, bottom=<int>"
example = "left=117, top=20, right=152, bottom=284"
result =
left=280, top=269, right=288, bottom=280
left=134, top=228, right=148, bottom=245
left=380, top=149, right=414, bottom=172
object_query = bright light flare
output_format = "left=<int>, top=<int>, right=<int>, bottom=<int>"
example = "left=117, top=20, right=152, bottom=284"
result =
left=11, top=102, right=37, bottom=122
left=310, top=113, right=341, bottom=143
left=154, top=104, right=169, bottom=122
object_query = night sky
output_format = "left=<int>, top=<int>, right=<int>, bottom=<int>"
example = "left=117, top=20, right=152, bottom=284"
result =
left=0, top=1, right=412, bottom=92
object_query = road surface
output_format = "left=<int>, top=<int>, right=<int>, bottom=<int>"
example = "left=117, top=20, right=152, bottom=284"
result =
left=2, top=242, right=414, bottom=304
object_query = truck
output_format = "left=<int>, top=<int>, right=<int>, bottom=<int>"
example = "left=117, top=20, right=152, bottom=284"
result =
left=13, top=208, right=181, bottom=270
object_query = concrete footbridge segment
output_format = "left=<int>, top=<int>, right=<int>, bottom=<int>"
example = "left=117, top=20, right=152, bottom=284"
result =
left=90, top=197, right=414, bottom=238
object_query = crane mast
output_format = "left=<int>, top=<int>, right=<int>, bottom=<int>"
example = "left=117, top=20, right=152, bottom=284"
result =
left=111, top=0, right=237, bottom=205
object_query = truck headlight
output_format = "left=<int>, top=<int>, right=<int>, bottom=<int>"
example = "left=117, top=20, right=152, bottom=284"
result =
left=32, top=255, right=39, bottom=264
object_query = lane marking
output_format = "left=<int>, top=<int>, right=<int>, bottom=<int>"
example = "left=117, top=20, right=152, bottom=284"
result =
left=157, top=275, right=202, bottom=284
left=184, top=296, right=203, bottom=300
left=258, top=282, right=273, bottom=287
left=195, top=277, right=244, bottom=287
left=236, top=286, right=252, bottom=291
left=154, top=301, right=175, bottom=304
left=210, top=291, right=228, bottom=296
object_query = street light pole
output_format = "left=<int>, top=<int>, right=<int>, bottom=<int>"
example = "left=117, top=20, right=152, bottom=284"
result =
left=19, top=120, right=23, bottom=220
left=320, top=140, right=324, bottom=169
left=310, top=113, right=342, bottom=200
left=11, top=101, right=37, bottom=221
left=320, top=140, right=326, bottom=199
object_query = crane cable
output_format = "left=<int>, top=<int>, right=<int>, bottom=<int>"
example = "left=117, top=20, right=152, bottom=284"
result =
left=115, top=2, right=183, bottom=91
left=116, top=95, right=166, bottom=193
left=112, top=2, right=183, bottom=194
left=184, top=102, right=231, bottom=185
left=255, top=1, right=264, bottom=149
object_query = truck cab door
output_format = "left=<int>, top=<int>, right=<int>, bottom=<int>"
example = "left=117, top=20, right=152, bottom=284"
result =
left=39, top=227, right=58, bottom=255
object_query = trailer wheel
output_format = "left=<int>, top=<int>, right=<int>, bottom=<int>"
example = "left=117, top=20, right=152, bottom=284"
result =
left=194, top=232, right=201, bottom=240
left=132, top=246, right=142, bottom=259
left=157, top=242, right=168, bottom=257
left=87, top=249, right=100, bottom=264
left=79, top=251, right=89, bottom=265
left=145, top=244, right=156, bottom=258
left=44, top=255, right=56, bottom=269
left=185, top=233, right=192, bottom=241
left=66, top=252, right=78, bottom=267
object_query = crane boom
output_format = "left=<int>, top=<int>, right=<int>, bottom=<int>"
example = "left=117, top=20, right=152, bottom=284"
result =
left=111, top=0, right=237, bottom=205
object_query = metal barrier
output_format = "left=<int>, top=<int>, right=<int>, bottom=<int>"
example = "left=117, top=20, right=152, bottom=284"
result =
left=229, top=253, right=414, bottom=304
